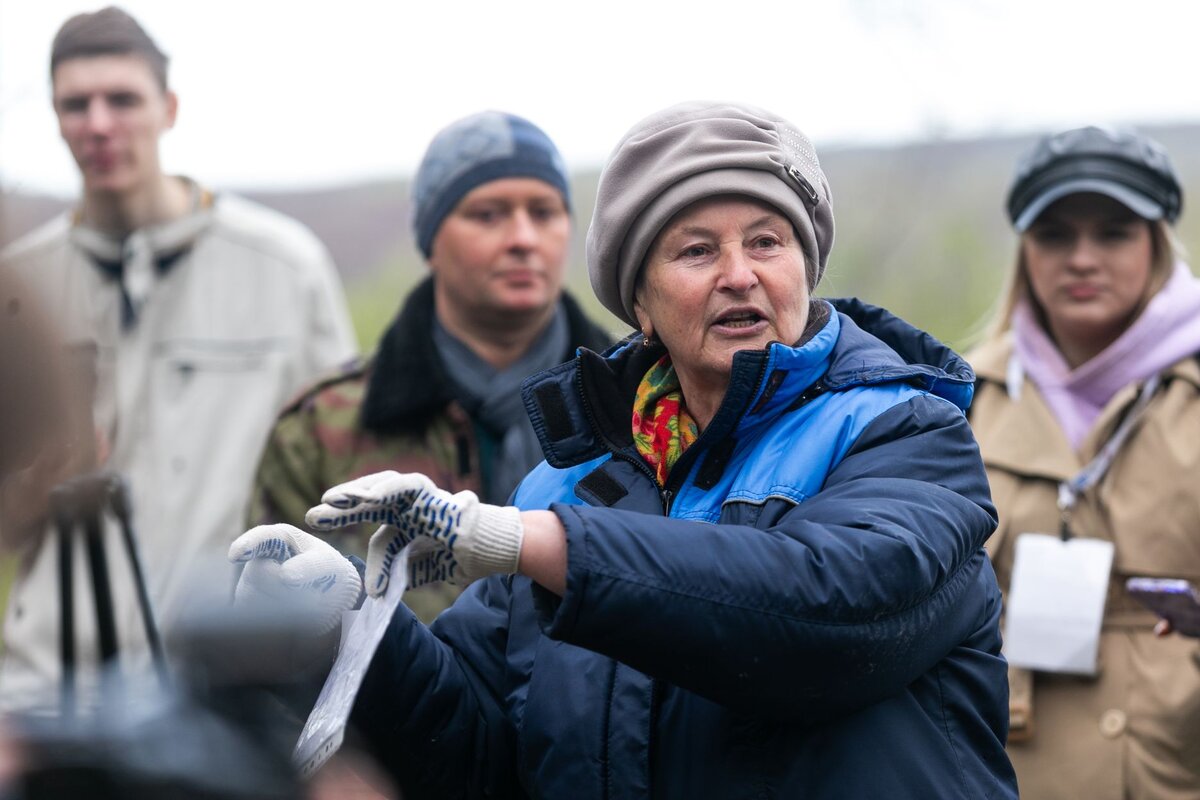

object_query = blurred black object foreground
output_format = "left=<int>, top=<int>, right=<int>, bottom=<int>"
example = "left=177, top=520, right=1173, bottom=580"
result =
left=50, top=471, right=168, bottom=716
left=2, top=472, right=325, bottom=799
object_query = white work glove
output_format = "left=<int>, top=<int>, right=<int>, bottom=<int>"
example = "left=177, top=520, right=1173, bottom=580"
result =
left=228, top=524, right=363, bottom=635
left=305, top=471, right=524, bottom=598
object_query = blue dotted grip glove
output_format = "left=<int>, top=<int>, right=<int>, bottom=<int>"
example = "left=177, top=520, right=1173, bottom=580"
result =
left=305, top=471, right=524, bottom=598
left=228, top=523, right=364, bottom=634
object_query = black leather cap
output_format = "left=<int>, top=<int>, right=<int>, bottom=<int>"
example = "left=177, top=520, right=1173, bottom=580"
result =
left=1006, top=126, right=1183, bottom=231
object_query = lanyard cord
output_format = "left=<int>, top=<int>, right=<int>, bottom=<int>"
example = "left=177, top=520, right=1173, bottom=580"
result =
left=1057, top=374, right=1162, bottom=540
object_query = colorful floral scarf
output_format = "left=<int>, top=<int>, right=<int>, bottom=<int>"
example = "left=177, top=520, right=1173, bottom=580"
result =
left=632, top=354, right=699, bottom=486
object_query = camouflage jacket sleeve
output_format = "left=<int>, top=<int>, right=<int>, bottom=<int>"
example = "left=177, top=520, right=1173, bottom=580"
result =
left=248, top=359, right=378, bottom=535
left=248, top=402, right=329, bottom=532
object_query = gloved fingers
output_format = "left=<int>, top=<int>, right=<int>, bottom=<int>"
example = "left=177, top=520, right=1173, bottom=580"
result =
left=305, top=472, right=430, bottom=531
left=279, top=547, right=363, bottom=625
left=279, top=546, right=361, bottom=593
left=316, top=471, right=434, bottom=510
left=364, top=523, right=421, bottom=598
left=233, top=557, right=284, bottom=604
left=305, top=501, right=398, bottom=532
left=232, top=530, right=361, bottom=635
left=306, top=473, right=397, bottom=530
left=228, top=523, right=317, bottom=564
left=316, top=470, right=399, bottom=508
left=403, top=536, right=459, bottom=589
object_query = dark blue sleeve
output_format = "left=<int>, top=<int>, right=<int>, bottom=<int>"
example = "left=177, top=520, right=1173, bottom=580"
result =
left=349, top=576, right=524, bottom=799
left=537, top=393, right=1000, bottom=721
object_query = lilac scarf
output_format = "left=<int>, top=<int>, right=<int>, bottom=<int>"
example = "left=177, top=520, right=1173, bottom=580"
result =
left=1012, top=261, right=1200, bottom=451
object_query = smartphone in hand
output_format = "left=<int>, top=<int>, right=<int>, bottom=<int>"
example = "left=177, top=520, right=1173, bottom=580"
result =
left=1126, top=578, right=1200, bottom=638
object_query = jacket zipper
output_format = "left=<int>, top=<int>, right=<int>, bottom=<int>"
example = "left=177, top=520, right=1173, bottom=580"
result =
left=792, top=380, right=828, bottom=408
left=572, top=352, right=775, bottom=519
left=655, top=353, right=774, bottom=512
left=573, top=366, right=671, bottom=511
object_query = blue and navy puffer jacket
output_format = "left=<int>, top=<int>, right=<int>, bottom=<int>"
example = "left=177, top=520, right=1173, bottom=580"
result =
left=352, top=298, right=1018, bottom=799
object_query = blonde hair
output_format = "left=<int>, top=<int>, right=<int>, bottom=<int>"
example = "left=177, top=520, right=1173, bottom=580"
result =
left=986, top=217, right=1182, bottom=339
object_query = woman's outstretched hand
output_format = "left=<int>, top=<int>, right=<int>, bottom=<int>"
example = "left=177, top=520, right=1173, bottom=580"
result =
left=306, top=471, right=524, bottom=598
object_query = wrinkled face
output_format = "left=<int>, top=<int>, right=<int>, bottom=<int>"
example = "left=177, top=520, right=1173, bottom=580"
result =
left=1022, top=192, right=1154, bottom=355
left=635, top=195, right=810, bottom=391
left=52, top=54, right=176, bottom=195
left=428, top=177, right=569, bottom=320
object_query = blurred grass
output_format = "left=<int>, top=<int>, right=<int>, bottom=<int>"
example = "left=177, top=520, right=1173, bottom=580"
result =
left=0, top=554, right=17, bottom=654
left=344, top=266, right=419, bottom=351
left=343, top=259, right=630, bottom=352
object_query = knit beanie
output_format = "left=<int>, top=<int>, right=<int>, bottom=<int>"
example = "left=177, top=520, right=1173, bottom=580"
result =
left=586, top=102, right=835, bottom=329
left=412, top=111, right=571, bottom=258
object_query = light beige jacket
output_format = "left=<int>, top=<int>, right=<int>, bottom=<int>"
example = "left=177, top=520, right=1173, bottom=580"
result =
left=0, top=191, right=357, bottom=710
left=970, top=333, right=1200, bottom=800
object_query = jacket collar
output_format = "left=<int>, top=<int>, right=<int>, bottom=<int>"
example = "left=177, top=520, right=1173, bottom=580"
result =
left=968, top=332, right=1011, bottom=385
left=70, top=180, right=216, bottom=330
left=970, top=335, right=1081, bottom=480
left=970, top=330, right=1200, bottom=479
left=524, top=297, right=976, bottom=469
left=972, top=327, right=1200, bottom=392
left=360, top=276, right=610, bottom=434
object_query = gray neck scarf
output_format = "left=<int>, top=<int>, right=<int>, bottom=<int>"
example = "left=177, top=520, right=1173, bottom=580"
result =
left=433, top=306, right=569, bottom=503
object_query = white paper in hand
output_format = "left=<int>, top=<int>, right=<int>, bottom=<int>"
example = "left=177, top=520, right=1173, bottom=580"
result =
left=293, top=545, right=410, bottom=778
left=1004, top=533, right=1114, bottom=675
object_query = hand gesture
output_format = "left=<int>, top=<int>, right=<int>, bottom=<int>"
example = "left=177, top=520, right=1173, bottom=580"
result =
left=306, top=471, right=523, bottom=598
left=228, top=524, right=363, bottom=634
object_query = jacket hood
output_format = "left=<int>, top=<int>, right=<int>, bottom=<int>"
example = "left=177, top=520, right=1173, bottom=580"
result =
left=824, top=297, right=975, bottom=410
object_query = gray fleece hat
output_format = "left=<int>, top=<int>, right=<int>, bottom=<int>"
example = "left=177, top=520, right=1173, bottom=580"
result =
left=586, top=102, right=835, bottom=328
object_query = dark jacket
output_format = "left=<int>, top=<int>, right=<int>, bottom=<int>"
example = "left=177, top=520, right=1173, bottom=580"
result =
left=352, top=298, right=1017, bottom=799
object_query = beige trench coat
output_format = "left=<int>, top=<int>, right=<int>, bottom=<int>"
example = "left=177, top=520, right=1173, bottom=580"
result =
left=969, top=334, right=1200, bottom=800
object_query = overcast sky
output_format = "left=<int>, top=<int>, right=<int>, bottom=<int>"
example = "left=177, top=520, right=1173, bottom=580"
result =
left=2, top=0, right=1198, bottom=197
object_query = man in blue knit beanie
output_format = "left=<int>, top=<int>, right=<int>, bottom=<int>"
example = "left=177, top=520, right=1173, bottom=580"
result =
left=249, top=111, right=610, bottom=622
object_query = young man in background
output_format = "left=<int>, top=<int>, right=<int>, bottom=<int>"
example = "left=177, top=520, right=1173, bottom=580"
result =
left=0, top=6, right=357, bottom=709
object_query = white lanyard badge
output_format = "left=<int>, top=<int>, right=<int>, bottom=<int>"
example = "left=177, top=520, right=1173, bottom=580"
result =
left=1005, top=375, right=1161, bottom=675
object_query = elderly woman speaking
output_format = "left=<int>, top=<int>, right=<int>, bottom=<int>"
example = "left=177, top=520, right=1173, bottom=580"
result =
left=233, top=102, right=1017, bottom=798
